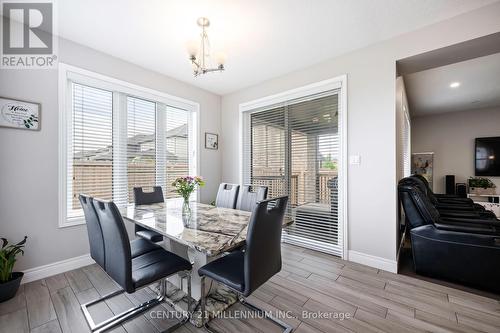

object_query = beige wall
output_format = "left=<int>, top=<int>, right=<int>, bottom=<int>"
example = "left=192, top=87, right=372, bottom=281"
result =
left=412, top=107, right=500, bottom=194
left=0, top=38, right=221, bottom=271
left=220, top=3, right=500, bottom=268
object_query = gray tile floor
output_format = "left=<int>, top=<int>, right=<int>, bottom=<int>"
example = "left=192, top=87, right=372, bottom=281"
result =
left=1, top=244, right=500, bottom=333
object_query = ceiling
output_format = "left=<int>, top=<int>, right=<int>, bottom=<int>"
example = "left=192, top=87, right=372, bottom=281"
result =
left=58, top=0, right=499, bottom=95
left=404, top=52, right=500, bottom=116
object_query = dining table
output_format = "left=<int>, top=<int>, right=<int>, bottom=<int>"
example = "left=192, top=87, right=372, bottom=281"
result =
left=123, top=198, right=292, bottom=326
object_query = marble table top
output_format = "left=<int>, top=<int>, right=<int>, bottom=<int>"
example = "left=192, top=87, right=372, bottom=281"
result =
left=124, top=200, right=260, bottom=256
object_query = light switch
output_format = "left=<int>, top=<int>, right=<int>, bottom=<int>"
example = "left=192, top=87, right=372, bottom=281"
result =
left=349, top=155, right=361, bottom=165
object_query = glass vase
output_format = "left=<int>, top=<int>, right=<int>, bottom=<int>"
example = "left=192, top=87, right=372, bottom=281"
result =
left=182, top=197, right=191, bottom=217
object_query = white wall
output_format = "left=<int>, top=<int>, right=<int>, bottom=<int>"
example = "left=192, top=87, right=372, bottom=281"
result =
left=0, top=38, right=221, bottom=271
left=220, top=3, right=500, bottom=269
left=412, top=107, right=500, bottom=193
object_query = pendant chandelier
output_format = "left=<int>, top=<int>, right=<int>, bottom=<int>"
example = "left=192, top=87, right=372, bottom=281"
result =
left=187, top=17, right=225, bottom=77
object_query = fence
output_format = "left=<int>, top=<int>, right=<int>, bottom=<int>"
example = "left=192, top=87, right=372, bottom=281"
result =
left=71, top=161, right=188, bottom=209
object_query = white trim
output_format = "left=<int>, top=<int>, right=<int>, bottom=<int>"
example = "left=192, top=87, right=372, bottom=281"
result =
left=239, top=77, right=343, bottom=112
left=58, top=63, right=200, bottom=227
left=238, top=74, right=349, bottom=259
left=348, top=250, right=398, bottom=273
left=59, top=63, right=199, bottom=112
left=22, top=254, right=95, bottom=284
left=340, top=75, right=349, bottom=260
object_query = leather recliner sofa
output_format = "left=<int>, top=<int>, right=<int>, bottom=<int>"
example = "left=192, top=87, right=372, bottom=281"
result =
left=407, top=175, right=497, bottom=219
left=399, top=178, right=500, bottom=293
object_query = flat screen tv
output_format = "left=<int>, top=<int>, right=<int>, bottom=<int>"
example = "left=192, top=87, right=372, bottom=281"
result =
left=475, top=137, right=500, bottom=176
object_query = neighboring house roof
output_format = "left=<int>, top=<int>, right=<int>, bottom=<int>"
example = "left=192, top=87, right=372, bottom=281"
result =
left=166, top=124, right=188, bottom=138
left=74, top=123, right=188, bottom=161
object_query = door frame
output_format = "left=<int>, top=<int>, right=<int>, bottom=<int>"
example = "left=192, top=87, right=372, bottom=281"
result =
left=238, top=75, right=348, bottom=259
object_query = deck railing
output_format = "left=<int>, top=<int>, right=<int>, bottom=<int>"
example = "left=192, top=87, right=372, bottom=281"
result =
left=252, top=169, right=337, bottom=207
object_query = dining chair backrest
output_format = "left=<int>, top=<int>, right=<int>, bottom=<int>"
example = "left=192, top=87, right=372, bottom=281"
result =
left=236, top=185, right=268, bottom=212
left=243, top=196, right=288, bottom=296
left=92, top=198, right=134, bottom=293
left=133, top=186, right=164, bottom=205
left=79, top=194, right=105, bottom=269
left=215, top=183, right=240, bottom=209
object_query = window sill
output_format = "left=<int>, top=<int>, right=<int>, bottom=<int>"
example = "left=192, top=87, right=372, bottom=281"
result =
left=59, top=217, right=86, bottom=228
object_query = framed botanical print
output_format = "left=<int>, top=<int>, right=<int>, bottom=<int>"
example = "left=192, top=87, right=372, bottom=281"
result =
left=205, top=132, right=218, bottom=150
left=411, top=152, right=434, bottom=189
left=0, top=97, right=41, bottom=131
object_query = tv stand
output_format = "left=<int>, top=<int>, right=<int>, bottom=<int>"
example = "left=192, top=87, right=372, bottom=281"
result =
left=467, top=193, right=500, bottom=218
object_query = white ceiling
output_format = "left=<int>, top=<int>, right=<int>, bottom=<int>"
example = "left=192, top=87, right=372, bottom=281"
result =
left=58, top=0, right=499, bottom=95
left=405, top=52, right=500, bottom=116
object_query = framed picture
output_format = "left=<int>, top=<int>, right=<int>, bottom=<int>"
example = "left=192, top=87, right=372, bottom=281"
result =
left=0, top=97, right=41, bottom=131
left=411, top=152, right=434, bottom=189
left=205, top=132, right=218, bottom=150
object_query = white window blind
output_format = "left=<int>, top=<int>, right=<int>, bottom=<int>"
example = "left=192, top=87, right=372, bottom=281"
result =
left=126, top=97, right=157, bottom=202
left=402, top=107, right=411, bottom=177
left=68, top=84, right=113, bottom=219
left=165, top=106, right=190, bottom=198
left=61, top=74, right=197, bottom=226
left=242, top=91, right=343, bottom=256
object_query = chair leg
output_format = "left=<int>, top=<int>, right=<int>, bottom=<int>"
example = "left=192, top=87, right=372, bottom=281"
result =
left=187, top=272, right=192, bottom=314
left=81, top=288, right=164, bottom=333
left=200, top=276, right=206, bottom=322
left=81, top=272, right=194, bottom=333
left=197, top=290, right=293, bottom=333
left=160, top=271, right=192, bottom=333
left=240, top=297, right=293, bottom=333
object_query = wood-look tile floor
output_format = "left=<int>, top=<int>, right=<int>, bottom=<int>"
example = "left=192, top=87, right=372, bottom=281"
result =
left=1, top=244, right=500, bottom=333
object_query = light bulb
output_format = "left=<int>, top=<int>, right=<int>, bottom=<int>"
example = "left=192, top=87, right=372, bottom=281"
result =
left=214, top=51, right=227, bottom=65
left=186, top=40, right=199, bottom=57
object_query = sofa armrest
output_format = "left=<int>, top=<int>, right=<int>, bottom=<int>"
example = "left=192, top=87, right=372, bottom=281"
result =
left=438, top=210, right=480, bottom=219
left=435, top=222, right=500, bottom=236
left=436, top=204, right=474, bottom=211
left=411, top=225, right=500, bottom=248
left=440, top=217, right=500, bottom=226
left=409, top=225, right=500, bottom=293
left=438, top=197, right=473, bottom=204
left=435, top=194, right=460, bottom=199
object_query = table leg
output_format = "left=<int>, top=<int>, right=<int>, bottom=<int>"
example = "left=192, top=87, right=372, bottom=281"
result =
left=161, top=240, right=239, bottom=327
left=187, top=247, right=212, bottom=300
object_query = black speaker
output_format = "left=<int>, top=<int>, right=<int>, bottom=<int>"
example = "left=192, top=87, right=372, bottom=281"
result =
left=488, top=196, right=499, bottom=204
left=445, top=175, right=455, bottom=195
left=456, top=183, right=467, bottom=198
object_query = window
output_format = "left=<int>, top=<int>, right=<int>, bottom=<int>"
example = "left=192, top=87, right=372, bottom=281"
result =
left=241, top=87, right=345, bottom=257
left=59, top=64, right=198, bottom=227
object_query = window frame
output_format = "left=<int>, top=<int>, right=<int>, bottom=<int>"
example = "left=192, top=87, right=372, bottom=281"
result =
left=238, top=76, right=348, bottom=258
left=58, top=63, right=200, bottom=228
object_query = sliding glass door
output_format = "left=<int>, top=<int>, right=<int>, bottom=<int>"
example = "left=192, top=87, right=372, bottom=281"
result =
left=242, top=91, right=343, bottom=256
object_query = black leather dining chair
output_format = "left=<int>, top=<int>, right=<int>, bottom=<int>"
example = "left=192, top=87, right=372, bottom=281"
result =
left=198, top=196, right=292, bottom=333
left=79, top=195, right=192, bottom=333
left=236, top=185, right=268, bottom=212
left=133, top=186, right=164, bottom=243
left=215, top=183, right=240, bottom=209
left=79, top=194, right=160, bottom=262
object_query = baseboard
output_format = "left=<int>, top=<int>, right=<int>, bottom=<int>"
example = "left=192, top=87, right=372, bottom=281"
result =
left=348, top=250, right=397, bottom=273
left=22, top=254, right=95, bottom=284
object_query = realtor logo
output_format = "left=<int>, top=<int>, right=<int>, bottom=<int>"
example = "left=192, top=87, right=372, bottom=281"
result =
left=1, top=0, right=57, bottom=68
